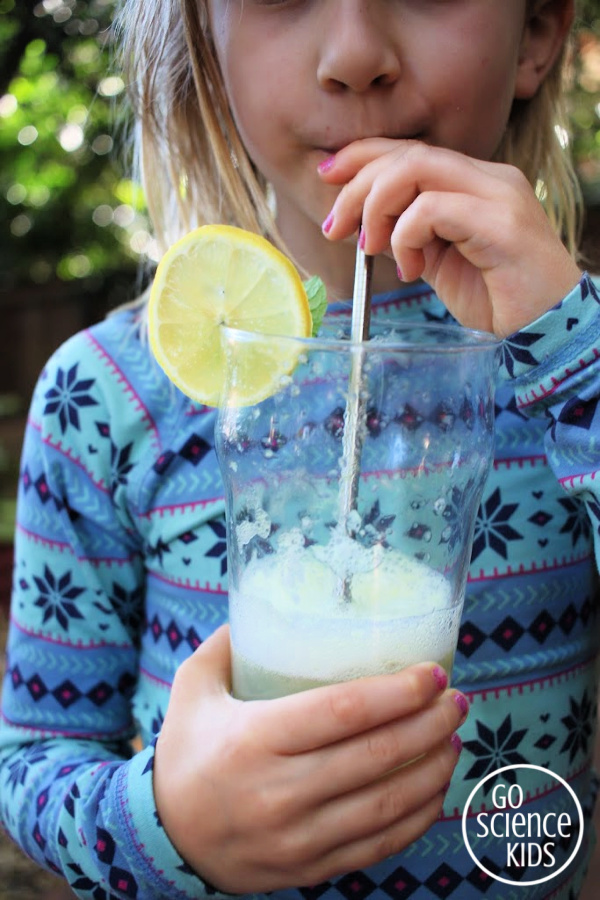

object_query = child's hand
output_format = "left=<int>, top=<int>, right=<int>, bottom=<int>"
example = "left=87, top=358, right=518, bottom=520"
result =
left=319, top=139, right=582, bottom=338
left=153, top=625, right=466, bottom=893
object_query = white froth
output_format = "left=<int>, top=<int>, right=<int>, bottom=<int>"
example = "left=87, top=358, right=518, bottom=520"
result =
left=230, top=541, right=458, bottom=681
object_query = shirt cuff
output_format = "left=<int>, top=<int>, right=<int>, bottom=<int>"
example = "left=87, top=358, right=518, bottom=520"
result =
left=500, top=273, right=600, bottom=413
left=114, top=742, right=232, bottom=899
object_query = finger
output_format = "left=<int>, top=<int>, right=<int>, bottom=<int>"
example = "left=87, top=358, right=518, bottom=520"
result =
left=363, top=167, right=496, bottom=256
left=256, top=662, right=451, bottom=754
left=313, top=732, right=461, bottom=859
left=390, top=192, right=490, bottom=287
left=318, top=137, right=415, bottom=182
left=392, top=191, right=508, bottom=273
left=308, top=786, right=448, bottom=887
left=305, top=689, right=468, bottom=800
left=255, top=736, right=460, bottom=889
left=324, top=144, right=504, bottom=249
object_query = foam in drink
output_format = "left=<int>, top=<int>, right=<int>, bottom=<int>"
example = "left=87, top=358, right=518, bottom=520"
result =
left=230, top=528, right=460, bottom=700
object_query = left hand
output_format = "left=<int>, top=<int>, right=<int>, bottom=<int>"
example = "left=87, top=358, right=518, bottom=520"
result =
left=319, top=139, right=582, bottom=338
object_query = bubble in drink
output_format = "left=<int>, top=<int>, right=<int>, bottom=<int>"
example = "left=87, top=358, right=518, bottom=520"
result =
left=230, top=538, right=460, bottom=700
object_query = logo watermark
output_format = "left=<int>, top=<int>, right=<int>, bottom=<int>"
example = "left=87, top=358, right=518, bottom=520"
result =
left=461, top=764, right=584, bottom=887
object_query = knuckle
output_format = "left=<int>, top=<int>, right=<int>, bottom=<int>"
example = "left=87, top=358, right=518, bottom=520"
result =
left=366, top=176, right=391, bottom=206
left=375, top=779, right=409, bottom=825
left=327, top=682, right=365, bottom=729
left=402, top=667, right=429, bottom=709
left=432, top=793, right=445, bottom=822
left=436, top=739, right=461, bottom=783
left=335, top=181, right=356, bottom=211
left=428, top=793, right=446, bottom=827
left=436, top=694, right=462, bottom=733
left=497, top=165, right=532, bottom=214
left=414, top=191, right=438, bottom=218
left=172, top=654, right=193, bottom=687
left=366, top=726, right=401, bottom=768
left=251, top=782, right=285, bottom=830
left=503, top=162, right=529, bottom=189
left=503, top=202, right=525, bottom=235
left=168, top=657, right=197, bottom=709
left=309, top=857, right=348, bottom=889
left=403, top=140, right=425, bottom=163
left=428, top=688, right=456, bottom=722
left=435, top=699, right=455, bottom=732
left=274, top=828, right=311, bottom=871
left=373, top=827, right=401, bottom=863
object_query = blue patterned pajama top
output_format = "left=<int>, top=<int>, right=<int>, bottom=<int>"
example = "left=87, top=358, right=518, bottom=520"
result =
left=1, top=275, right=600, bottom=900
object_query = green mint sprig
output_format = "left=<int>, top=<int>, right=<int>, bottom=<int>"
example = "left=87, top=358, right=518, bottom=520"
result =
left=303, top=275, right=328, bottom=337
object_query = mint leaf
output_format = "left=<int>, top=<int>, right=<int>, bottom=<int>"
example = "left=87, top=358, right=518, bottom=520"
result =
left=304, top=275, right=328, bottom=337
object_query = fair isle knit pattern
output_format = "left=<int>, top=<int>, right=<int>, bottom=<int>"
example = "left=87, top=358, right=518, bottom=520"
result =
left=1, top=275, right=600, bottom=900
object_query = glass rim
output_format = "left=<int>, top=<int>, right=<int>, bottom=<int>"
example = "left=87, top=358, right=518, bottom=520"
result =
left=221, top=318, right=501, bottom=354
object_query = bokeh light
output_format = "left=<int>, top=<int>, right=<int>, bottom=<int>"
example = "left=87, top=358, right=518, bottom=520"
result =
left=1, top=0, right=599, bottom=294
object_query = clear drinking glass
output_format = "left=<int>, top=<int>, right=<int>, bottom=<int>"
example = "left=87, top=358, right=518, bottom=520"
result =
left=216, top=320, right=500, bottom=700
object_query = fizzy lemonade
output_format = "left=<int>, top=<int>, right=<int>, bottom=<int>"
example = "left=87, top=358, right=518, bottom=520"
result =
left=230, top=528, right=460, bottom=700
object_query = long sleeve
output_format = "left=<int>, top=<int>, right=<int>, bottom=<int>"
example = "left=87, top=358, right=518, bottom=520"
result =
left=0, top=316, right=229, bottom=899
left=503, top=273, right=600, bottom=563
left=3, top=284, right=600, bottom=900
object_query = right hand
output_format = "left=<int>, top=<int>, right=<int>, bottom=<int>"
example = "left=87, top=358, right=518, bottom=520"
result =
left=153, top=625, right=467, bottom=893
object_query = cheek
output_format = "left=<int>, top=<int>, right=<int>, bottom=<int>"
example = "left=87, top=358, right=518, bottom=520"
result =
left=221, top=55, right=303, bottom=176
left=228, top=80, right=284, bottom=170
left=416, top=9, right=523, bottom=157
left=431, top=53, right=519, bottom=158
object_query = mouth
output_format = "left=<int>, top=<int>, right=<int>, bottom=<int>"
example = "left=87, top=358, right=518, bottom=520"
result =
left=317, top=134, right=424, bottom=155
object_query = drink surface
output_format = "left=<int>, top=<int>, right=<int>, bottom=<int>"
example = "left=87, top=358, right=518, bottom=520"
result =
left=230, top=538, right=460, bottom=700
left=232, top=646, right=456, bottom=701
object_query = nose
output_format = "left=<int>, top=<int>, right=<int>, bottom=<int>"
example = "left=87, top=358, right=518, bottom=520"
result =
left=317, top=2, right=401, bottom=93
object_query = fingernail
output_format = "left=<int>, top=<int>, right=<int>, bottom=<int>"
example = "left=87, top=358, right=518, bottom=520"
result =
left=397, top=265, right=404, bottom=280
left=322, top=212, right=334, bottom=234
left=318, top=154, right=336, bottom=174
left=454, top=692, right=469, bottom=720
left=359, top=227, right=366, bottom=250
left=431, top=665, right=448, bottom=692
left=451, top=733, right=463, bottom=755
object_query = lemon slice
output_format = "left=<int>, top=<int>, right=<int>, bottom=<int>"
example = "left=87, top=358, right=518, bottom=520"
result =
left=148, top=225, right=312, bottom=406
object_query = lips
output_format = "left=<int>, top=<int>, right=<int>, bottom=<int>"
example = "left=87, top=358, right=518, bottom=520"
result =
left=317, top=134, right=423, bottom=154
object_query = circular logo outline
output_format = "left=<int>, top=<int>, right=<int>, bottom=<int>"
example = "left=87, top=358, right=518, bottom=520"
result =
left=461, top=764, right=584, bottom=887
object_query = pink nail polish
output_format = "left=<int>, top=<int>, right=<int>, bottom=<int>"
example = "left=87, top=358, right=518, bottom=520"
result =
left=322, top=212, right=334, bottom=234
left=318, top=154, right=336, bottom=174
left=451, top=733, right=463, bottom=755
left=397, top=265, right=404, bottom=281
left=432, top=665, right=448, bottom=691
left=454, top=692, right=469, bottom=719
left=359, top=227, right=366, bottom=250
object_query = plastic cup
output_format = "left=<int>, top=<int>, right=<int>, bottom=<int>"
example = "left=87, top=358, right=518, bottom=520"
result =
left=215, top=320, right=500, bottom=700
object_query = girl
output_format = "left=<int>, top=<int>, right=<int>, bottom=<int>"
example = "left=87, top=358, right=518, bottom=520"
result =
left=1, top=1, right=599, bottom=898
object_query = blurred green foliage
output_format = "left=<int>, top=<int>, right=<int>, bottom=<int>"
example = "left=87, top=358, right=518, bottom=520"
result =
left=574, top=1, right=600, bottom=203
left=0, top=0, right=147, bottom=292
left=1, top=0, right=600, bottom=294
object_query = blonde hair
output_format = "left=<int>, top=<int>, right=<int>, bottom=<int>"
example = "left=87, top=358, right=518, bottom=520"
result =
left=117, top=0, right=582, bottom=262
left=494, top=21, right=582, bottom=256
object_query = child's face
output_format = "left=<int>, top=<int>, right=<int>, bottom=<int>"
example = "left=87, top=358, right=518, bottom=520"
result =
left=207, top=0, right=552, bottom=248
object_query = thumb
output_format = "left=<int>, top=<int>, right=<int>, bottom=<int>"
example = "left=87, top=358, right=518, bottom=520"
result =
left=197, top=623, right=232, bottom=691
left=182, top=624, right=232, bottom=697
left=157, top=625, right=233, bottom=766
